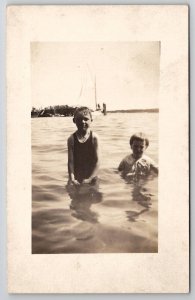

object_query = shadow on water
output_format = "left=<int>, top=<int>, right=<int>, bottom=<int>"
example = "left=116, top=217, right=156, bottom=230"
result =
left=66, top=181, right=103, bottom=224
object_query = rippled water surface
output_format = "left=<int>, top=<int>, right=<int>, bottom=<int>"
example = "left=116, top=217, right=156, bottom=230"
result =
left=32, top=113, right=158, bottom=253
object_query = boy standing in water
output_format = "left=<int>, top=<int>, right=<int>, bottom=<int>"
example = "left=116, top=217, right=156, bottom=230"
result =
left=118, top=132, right=158, bottom=178
left=67, top=106, right=99, bottom=185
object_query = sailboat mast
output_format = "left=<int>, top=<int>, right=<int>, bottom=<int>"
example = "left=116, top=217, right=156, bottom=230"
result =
left=94, top=75, right=97, bottom=110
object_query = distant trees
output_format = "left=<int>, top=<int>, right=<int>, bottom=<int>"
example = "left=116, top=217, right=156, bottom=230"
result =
left=31, top=105, right=77, bottom=118
left=53, top=105, right=75, bottom=116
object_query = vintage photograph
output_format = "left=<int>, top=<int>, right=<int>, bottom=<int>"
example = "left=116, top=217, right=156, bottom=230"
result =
left=31, top=42, right=160, bottom=254
left=7, top=5, right=189, bottom=293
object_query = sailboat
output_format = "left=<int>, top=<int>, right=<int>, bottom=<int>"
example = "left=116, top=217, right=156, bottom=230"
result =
left=92, top=75, right=102, bottom=116
left=77, top=64, right=103, bottom=116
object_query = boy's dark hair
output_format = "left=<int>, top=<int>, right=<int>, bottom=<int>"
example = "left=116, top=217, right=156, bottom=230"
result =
left=73, top=106, right=93, bottom=122
left=129, top=132, right=149, bottom=148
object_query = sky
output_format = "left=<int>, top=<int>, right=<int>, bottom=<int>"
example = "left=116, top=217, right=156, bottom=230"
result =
left=31, top=42, right=160, bottom=111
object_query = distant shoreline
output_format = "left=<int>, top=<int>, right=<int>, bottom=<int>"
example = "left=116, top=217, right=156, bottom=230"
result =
left=107, top=108, right=159, bottom=113
left=31, top=106, right=159, bottom=118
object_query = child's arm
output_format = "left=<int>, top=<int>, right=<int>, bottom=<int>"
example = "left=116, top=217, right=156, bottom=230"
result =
left=67, top=135, right=80, bottom=185
left=82, top=133, right=100, bottom=184
left=151, top=164, right=158, bottom=174
left=118, top=160, right=124, bottom=172
left=118, top=156, right=136, bottom=178
left=148, top=157, right=158, bottom=175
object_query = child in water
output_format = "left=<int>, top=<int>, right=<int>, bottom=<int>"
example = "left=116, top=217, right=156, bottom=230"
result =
left=67, top=106, right=99, bottom=185
left=118, top=132, right=158, bottom=178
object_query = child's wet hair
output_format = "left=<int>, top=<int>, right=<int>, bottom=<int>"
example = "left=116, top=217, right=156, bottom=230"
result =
left=129, top=132, right=149, bottom=148
left=73, top=106, right=93, bottom=122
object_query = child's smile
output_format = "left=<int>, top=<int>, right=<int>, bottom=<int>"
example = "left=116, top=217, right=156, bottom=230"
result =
left=75, top=113, right=92, bottom=133
left=131, top=140, right=146, bottom=159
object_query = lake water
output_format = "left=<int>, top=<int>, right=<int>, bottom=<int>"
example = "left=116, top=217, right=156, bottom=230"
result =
left=32, top=113, right=158, bottom=253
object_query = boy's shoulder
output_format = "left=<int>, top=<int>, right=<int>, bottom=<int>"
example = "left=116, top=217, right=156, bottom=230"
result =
left=67, top=132, right=76, bottom=145
left=91, top=131, right=99, bottom=140
left=68, top=132, right=74, bottom=138
left=67, top=130, right=99, bottom=145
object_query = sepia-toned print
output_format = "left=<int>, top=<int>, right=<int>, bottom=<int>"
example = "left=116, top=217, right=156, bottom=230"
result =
left=31, top=42, right=160, bottom=253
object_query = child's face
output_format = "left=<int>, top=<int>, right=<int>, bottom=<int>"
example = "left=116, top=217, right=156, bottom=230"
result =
left=74, top=110, right=92, bottom=132
left=131, top=139, right=146, bottom=159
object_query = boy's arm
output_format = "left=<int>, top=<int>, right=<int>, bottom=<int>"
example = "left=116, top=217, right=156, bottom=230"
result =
left=67, top=135, right=80, bottom=185
left=83, top=133, right=100, bottom=183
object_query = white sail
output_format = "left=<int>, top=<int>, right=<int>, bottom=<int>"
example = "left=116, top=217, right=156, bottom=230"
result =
left=77, top=64, right=100, bottom=112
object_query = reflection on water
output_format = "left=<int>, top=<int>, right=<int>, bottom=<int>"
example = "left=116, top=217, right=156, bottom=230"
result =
left=125, top=176, right=155, bottom=224
left=67, top=181, right=102, bottom=224
left=32, top=113, right=158, bottom=253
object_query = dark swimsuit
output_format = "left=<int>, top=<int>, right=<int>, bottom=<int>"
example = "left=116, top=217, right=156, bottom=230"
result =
left=73, top=131, right=97, bottom=183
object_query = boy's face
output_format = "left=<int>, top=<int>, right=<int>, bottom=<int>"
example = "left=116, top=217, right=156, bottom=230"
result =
left=131, top=139, right=146, bottom=159
left=74, top=110, right=92, bottom=132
